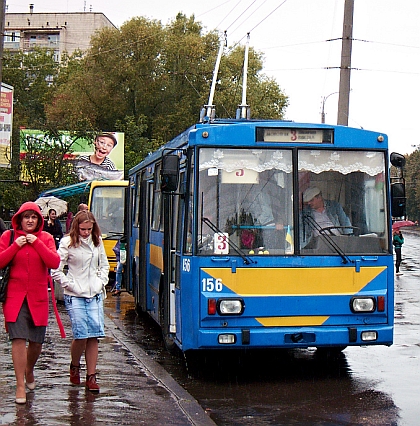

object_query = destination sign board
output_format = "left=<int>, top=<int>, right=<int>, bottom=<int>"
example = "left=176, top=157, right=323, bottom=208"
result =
left=257, top=128, right=333, bottom=144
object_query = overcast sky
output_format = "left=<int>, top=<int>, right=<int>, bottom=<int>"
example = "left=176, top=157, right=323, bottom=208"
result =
left=6, top=0, right=420, bottom=155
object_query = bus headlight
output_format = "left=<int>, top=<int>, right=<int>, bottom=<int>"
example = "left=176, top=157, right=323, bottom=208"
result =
left=217, top=299, right=245, bottom=315
left=361, top=331, right=377, bottom=341
left=218, top=334, right=236, bottom=344
left=350, top=297, right=375, bottom=313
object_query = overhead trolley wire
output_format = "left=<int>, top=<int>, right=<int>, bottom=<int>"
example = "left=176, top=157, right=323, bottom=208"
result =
left=247, top=0, right=288, bottom=34
left=224, top=0, right=259, bottom=33
left=226, top=0, right=289, bottom=50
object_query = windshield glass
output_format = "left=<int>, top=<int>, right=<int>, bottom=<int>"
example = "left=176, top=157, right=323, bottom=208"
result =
left=298, top=149, right=388, bottom=255
left=198, top=148, right=293, bottom=255
left=90, top=186, right=125, bottom=238
left=196, top=148, right=389, bottom=256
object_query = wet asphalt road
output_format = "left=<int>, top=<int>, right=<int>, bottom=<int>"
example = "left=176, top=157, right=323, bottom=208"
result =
left=0, top=294, right=215, bottom=425
left=1, top=230, right=419, bottom=425
left=107, top=230, right=420, bottom=425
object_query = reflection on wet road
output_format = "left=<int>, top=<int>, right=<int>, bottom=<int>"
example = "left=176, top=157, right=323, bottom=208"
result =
left=110, top=232, right=420, bottom=425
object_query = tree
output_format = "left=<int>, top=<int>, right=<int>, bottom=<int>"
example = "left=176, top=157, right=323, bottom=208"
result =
left=2, top=48, right=60, bottom=128
left=213, top=44, right=288, bottom=119
left=44, top=50, right=97, bottom=133
left=46, top=14, right=288, bottom=167
left=0, top=13, right=290, bottom=214
left=0, top=48, right=63, bottom=211
left=404, top=149, right=420, bottom=222
left=19, top=131, right=90, bottom=199
left=115, top=115, right=160, bottom=172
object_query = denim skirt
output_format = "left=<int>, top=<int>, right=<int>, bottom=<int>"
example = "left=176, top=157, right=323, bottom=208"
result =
left=64, top=293, right=105, bottom=339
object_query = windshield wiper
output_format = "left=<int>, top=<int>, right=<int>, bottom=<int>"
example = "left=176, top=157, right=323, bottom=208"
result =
left=202, top=217, right=255, bottom=264
left=303, top=214, right=352, bottom=264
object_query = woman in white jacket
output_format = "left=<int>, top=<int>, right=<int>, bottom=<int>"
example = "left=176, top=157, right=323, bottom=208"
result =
left=51, top=210, right=109, bottom=392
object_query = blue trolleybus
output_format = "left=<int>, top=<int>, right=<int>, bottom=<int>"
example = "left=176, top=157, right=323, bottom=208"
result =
left=126, top=120, right=405, bottom=354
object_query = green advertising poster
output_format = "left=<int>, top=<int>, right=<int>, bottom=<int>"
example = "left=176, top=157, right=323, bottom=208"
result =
left=20, top=130, right=125, bottom=181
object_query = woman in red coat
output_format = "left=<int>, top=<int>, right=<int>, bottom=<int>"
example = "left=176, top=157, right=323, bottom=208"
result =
left=0, top=201, right=60, bottom=404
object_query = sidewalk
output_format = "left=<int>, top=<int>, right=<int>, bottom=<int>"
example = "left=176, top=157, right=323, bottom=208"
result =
left=0, top=292, right=215, bottom=426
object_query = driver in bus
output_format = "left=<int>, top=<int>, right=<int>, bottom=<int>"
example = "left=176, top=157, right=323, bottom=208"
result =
left=301, top=186, right=352, bottom=246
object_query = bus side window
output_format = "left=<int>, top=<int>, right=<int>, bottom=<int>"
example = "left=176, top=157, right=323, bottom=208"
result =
left=152, top=164, right=162, bottom=231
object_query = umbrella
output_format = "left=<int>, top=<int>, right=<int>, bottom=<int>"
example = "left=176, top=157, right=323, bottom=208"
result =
left=392, top=220, right=415, bottom=230
left=35, top=196, right=68, bottom=217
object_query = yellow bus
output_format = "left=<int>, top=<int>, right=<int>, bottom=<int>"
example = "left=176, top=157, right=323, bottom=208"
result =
left=41, top=179, right=128, bottom=279
left=88, top=180, right=128, bottom=276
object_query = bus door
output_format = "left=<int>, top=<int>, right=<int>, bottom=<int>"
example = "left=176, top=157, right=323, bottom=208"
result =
left=161, top=154, right=180, bottom=350
left=173, top=168, right=188, bottom=345
left=135, top=171, right=149, bottom=312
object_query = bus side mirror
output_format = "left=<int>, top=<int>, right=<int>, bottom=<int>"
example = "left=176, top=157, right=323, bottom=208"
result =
left=391, top=182, right=406, bottom=218
left=161, top=154, right=180, bottom=192
left=390, top=152, right=406, bottom=168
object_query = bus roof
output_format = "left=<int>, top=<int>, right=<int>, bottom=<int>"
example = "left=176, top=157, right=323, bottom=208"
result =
left=40, top=180, right=127, bottom=198
left=128, top=120, right=388, bottom=176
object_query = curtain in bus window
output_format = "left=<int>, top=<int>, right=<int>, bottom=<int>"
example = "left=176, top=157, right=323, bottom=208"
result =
left=298, top=150, right=384, bottom=175
left=198, top=148, right=293, bottom=255
left=298, top=150, right=388, bottom=255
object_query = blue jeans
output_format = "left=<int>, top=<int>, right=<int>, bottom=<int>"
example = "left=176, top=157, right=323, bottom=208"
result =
left=114, top=261, right=123, bottom=291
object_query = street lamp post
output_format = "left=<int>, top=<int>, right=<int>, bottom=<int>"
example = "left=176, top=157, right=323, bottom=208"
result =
left=321, top=91, right=339, bottom=123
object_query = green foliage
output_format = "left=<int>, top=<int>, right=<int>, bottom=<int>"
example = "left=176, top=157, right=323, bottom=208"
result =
left=47, top=13, right=288, bottom=146
left=19, top=131, right=86, bottom=198
left=0, top=13, right=289, bottom=215
left=215, top=45, right=288, bottom=119
left=115, top=115, right=160, bottom=172
left=404, top=149, right=420, bottom=221
left=2, top=48, right=60, bottom=128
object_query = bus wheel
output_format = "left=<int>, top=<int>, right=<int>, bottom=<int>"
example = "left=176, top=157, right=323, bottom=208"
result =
left=159, top=293, right=178, bottom=354
left=162, top=330, right=178, bottom=354
left=135, top=302, right=143, bottom=315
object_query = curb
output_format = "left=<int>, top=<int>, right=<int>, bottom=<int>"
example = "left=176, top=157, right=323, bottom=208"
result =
left=103, top=313, right=216, bottom=426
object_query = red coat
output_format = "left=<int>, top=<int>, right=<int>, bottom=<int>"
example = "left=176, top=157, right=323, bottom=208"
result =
left=0, top=201, right=60, bottom=327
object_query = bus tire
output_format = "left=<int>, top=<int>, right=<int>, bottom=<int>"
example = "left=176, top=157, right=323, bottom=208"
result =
left=159, top=290, right=178, bottom=354
left=135, top=302, right=143, bottom=315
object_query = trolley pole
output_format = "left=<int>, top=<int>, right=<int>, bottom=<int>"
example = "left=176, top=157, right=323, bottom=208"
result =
left=337, top=0, right=354, bottom=126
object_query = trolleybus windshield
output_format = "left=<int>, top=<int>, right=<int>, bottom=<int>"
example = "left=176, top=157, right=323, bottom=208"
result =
left=197, top=147, right=388, bottom=256
left=90, top=186, right=125, bottom=239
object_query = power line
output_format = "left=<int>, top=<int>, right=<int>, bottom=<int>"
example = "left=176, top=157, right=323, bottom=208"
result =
left=229, top=0, right=289, bottom=48
left=247, top=0, right=288, bottom=34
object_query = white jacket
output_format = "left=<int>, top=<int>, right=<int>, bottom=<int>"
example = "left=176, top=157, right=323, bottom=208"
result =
left=51, top=235, right=109, bottom=298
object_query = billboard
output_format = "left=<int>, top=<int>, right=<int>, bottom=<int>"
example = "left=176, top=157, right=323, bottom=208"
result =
left=19, top=130, right=125, bottom=181
left=0, top=83, right=14, bottom=168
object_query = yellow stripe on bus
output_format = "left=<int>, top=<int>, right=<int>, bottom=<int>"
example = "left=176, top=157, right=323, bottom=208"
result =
left=256, top=316, right=329, bottom=327
left=201, top=266, right=386, bottom=296
left=150, top=244, right=163, bottom=270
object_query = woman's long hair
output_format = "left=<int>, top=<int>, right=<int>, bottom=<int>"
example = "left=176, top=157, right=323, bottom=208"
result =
left=69, top=210, right=101, bottom=247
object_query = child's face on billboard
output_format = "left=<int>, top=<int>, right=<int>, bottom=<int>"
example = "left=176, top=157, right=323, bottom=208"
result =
left=94, top=136, right=115, bottom=158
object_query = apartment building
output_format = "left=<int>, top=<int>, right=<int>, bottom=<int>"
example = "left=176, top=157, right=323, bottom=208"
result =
left=4, top=5, right=116, bottom=61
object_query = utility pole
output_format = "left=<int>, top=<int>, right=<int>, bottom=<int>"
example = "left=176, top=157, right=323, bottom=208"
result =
left=337, top=0, right=354, bottom=126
